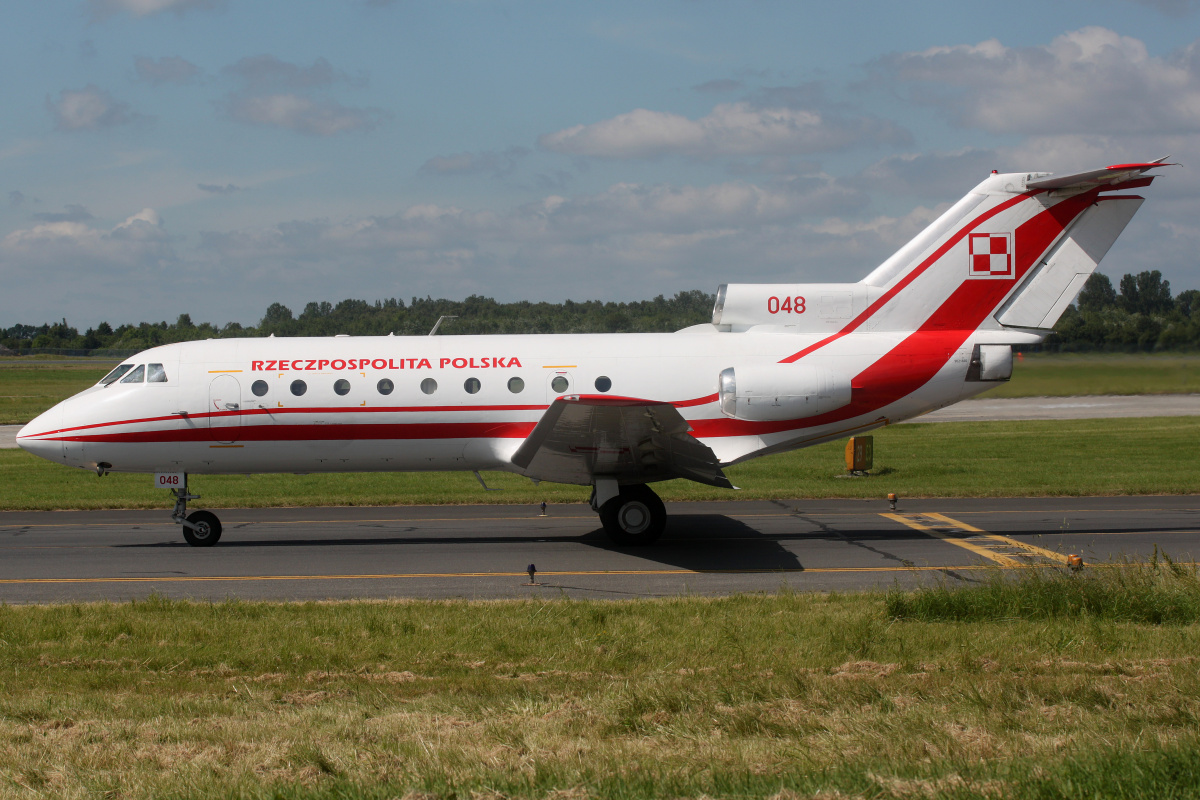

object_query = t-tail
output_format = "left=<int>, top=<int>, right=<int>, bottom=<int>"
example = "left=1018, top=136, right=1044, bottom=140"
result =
left=712, top=157, right=1174, bottom=347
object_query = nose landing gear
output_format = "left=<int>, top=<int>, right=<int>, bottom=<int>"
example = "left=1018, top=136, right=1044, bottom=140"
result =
left=170, top=474, right=222, bottom=547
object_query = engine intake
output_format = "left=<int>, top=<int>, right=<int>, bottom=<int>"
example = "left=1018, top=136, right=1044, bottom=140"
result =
left=719, top=364, right=852, bottom=421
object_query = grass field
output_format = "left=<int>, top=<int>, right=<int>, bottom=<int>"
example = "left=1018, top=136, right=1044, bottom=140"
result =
left=0, top=416, right=1196, bottom=511
left=2, top=563, right=1200, bottom=798
left=1, top=353, right=1198, bottom=425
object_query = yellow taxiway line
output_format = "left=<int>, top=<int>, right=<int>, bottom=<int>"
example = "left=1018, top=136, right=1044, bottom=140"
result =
left=883, top=512, right=1070, bottom=565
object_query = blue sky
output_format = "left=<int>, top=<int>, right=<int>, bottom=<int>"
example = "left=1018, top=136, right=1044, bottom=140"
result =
left=3, top=0, right=1198, bottom=329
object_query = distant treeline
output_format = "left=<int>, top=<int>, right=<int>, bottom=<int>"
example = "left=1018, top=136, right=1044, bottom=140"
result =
left=3, top=273, right=1198, bottom=354
left=1049, top=271, right=1200, bottom=351
left=0, top=291, right=717, bottom=353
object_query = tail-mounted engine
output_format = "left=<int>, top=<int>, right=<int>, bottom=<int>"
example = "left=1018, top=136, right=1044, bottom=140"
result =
left=719, top=364, right=852, bottom=422
left=712, top=283, right=876, bottom=331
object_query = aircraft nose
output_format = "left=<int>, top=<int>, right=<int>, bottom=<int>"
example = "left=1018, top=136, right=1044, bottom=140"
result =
left=16, top=406, right=63, bottom=463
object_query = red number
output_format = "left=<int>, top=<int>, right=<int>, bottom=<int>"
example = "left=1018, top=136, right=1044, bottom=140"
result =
left=766, top=296, right=806, bottom=315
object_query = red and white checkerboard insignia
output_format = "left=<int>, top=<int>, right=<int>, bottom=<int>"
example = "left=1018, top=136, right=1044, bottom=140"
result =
left=968, top=232, right=1013, bottom=278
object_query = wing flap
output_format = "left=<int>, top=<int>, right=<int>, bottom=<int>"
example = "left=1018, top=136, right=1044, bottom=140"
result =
left=511, top=395, right=733, bottom=489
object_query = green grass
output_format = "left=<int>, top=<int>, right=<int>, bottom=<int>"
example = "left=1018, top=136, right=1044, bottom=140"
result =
left=2, top=416, right=1197, bottom=511
left=2, top=588, right=1200, bottom=798
left=989, top=352, right=1200, bottom=397
left=1, top=353, right=1198, bottom=425
left=887, top=549, right=1200, bottom=623
left=0, top=362, right=109, bottom=424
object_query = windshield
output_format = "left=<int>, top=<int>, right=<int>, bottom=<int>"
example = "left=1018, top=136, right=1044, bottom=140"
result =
left=100, top=364, right=134, bottom=386
left=120, top=365, right=146, bottom=384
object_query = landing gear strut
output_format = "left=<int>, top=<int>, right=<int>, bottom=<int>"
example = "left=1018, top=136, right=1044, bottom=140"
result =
left=595, top=483, right=666, bottom=546
left=170, top=474, right=222, bottom=547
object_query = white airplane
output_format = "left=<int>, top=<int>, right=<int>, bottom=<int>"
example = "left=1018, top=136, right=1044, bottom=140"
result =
left=18, top=158, right=1172, bottom=547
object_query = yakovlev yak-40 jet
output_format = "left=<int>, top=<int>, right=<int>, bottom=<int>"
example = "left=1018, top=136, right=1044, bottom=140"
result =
left=18, top=158, right=1174, bottom=546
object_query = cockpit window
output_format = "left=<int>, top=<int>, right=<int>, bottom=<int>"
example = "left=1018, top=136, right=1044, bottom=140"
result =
left=147, top=363, right=168, bottom=383
left=120, top=365, right=146, bottom=384
left=100, top=364, right=134, bottom=386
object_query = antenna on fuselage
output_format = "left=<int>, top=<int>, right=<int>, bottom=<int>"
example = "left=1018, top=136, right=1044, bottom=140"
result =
left=429, top=315, right=457, bottom=335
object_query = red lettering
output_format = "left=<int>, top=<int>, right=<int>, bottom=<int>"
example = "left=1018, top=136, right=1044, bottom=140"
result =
left=452, top=357, right=467, bottom=368
left=509, top=357, right=521, bottom=368
left=304, top=359, right=316, bottom=370
left=469, top=357, right=479, bottom=368
left=347, top=359, right=357, bottom=370
left=291, top=360, right=303, bottom=370
left=417, top=358, right=431, bottom=369
left=264, top=360, right=276, bottom=371
left=332, top=359, right=346, bottom=370
left=252, top=360, right=264, bottom=371
left=358, top=355, right=369, bottom=369
left=375, top=359, right=388, bottom=370
left=796, top=296, right=806, bottom=313
left=280, top=361, right=290, bottom=371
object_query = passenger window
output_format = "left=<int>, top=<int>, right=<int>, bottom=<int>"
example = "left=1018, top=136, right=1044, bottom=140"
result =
left=251, top=380, right=269, bottom=397
left=551, top=375, right=569, bottom=393
left=120, top=365, right=146, bottom=384
left=420, top=378, right=437, bottom=395
left=290, top=379, right=307, bottom=396
left=594, top=376, right=612, bottom=393
left=507, top=377, right=524, bottom=394
left=334, top=379, right=351, bottom=396
left=147, top=363, right=168, bottom=383
left=377, top=378, right=394, bottom=395
left=100, top=364, right=134, bottom=385
left=464, top=377, right=481, bottom=394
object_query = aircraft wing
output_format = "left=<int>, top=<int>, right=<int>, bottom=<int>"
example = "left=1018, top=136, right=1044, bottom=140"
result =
left=1026, top=157, right=1176, bottom=191
left=511, top=395, right=734, bottom=489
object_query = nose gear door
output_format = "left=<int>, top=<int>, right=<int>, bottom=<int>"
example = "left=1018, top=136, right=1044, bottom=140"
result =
left=208, top=375, right=242, bottom=443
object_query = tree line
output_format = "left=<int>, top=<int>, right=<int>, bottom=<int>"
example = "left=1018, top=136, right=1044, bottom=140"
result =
left=1, top=291, right=718, bottom=353
left=3, top=273, right=1197, bottom=355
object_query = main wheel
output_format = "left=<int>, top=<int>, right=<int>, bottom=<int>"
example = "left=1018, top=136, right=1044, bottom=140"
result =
left=183, top=510, right=222, bottom=547
left=599, top=484, right=666, bottom=546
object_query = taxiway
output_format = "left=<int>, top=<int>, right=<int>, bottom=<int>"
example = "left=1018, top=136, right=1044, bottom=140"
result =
left=1, top=496, right=1196, bottom=603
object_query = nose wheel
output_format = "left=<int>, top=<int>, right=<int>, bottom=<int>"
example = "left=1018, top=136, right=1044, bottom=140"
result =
left=170, top=476, right=222, bottom=547
left=597, top=483, right=666, bottom=546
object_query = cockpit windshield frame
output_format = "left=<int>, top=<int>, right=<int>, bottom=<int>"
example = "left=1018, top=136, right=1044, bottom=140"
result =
left=100, top=364, right=135, bottom=386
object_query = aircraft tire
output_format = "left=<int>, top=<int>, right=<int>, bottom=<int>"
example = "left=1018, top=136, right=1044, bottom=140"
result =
left=599, top=484, right=666, bottom=546
left=183, top=510, right=222, bottom=547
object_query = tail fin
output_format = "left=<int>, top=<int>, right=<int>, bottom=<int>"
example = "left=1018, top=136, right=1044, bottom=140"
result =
left=857, top=159, right=1173, bottom=335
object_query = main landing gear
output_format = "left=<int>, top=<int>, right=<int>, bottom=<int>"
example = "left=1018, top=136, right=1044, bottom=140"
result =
left=170, top=474, right=222, bottom=547
left=593, top=482, right=666, bottom=546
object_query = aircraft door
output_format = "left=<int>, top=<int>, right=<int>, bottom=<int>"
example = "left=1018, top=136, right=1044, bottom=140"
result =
left=547, top=370, right=573, bottom=401
left=208, top=375, right=242, bottom=443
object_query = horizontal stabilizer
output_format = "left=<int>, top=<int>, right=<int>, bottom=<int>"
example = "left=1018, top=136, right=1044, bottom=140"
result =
left=1026, top=157, right=1176, bottom=191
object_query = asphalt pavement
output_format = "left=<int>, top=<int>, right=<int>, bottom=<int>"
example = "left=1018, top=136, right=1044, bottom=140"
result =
left=1, top=496, right=1196, bottom=603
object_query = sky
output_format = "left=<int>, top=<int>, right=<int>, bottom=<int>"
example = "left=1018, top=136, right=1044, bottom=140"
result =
left=2, top=0, right=1199, bottom=330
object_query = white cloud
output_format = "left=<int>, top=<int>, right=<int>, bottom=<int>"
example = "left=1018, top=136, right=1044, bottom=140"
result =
left=88, top=0, right=222, bottom=18
left=222, top=93, right=384, bottom=137
left=877, top=28, right=1200, bottom=135
left=46, top=85, right=139, bottom=131
left=538, top=102, right=910, bottom=159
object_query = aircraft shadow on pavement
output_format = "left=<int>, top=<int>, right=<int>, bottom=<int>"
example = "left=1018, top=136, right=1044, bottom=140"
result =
left=117, top=514, right=806, bottom=572
left=586, top=514, right=804, bottom=572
